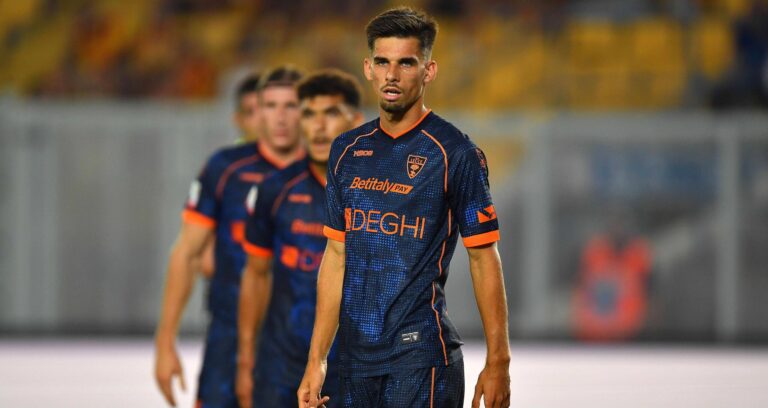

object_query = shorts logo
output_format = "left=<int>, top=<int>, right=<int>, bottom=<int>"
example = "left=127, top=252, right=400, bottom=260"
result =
left=401, top=331, right=421, bottom=344
left=407, top=155, right=427, bottom=179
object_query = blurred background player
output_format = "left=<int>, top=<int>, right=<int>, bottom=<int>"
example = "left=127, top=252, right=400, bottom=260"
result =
left=299, top=7, right=511, bottom=408
left=236, top=69, right=363, bottom=408
left=198, top=74, right=263, bottom=280
left=154, top=66, right=304, bottom=407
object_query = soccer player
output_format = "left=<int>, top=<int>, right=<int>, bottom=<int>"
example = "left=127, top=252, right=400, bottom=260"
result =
left=236, top=69, right=364, bottom=408
left=298, top=7, right=511, bottom=408
left=154, top=66, right=305, bottom=408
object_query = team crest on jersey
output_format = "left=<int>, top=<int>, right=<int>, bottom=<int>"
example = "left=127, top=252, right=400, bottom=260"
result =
left=407, top=155, right=427, bottom=179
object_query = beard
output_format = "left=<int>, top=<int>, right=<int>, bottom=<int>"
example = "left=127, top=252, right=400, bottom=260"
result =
left=379, top=96, right=417, bottom=115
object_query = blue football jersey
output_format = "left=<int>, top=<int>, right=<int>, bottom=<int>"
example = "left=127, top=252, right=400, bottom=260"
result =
left=243, top=158, right=339, bottom=387
left=324, top=111, right=500, bottom=376
left=183, top=142, right=292, bottom=325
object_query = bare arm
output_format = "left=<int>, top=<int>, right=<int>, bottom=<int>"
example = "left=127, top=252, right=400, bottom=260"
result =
left=298, top=239, right=346, bottom=408
left=467, top=242, right=511, bottom=408
left=154, top=222, right=213, bottom=406
left=236, top=254, right=273, bottom=408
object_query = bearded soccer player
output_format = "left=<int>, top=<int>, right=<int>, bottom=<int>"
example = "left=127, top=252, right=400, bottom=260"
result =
left=299, top=7, right=511, bottom=408
left=154, top=66, right=305, bottom=408
left=236, top=69, right=364, bottom=408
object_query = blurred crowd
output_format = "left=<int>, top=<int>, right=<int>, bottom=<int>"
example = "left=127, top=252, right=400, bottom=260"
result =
left=0, top=0, right=767, bottom=109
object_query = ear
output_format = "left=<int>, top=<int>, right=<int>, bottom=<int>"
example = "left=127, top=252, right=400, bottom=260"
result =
left=232, top=112, right=241, bottom=127
left=423, top=60, right=437, bottom=84
left=363, top=57, right=373, bottom=81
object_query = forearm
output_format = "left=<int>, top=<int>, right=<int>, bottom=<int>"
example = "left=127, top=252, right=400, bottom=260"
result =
left=156, top=246, right=197, bottom=349
left=468, top=244, right=511, bottom=365
left=307, top=241, right=345, bottom=363
left=238, top=257, right=273, bottom=369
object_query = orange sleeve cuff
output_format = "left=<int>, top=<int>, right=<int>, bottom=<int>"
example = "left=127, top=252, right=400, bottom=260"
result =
left=242, top=241, right=273, bottom=258
left=323, top=226, right=346, bottom=242
left=182, top=209, right=216, bottom=229
left=462, top=230, right=500, bottom=248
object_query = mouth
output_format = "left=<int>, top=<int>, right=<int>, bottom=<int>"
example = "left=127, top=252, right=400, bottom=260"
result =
left=381, top=86, right=402, bottom=101
left=310, top=137, right=332, bottom=147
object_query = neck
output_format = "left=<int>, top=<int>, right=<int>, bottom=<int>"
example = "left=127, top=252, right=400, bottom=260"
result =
left=259, top=141, right=304, bottom=169
left=309, top=160, right=327, bottom=186
left=380, top=102, right=428, bottom=136
left=242, top=133, right=259, bottom=143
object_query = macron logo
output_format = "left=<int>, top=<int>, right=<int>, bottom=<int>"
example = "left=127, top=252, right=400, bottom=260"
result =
left=349, top=177, right=413, bottom=195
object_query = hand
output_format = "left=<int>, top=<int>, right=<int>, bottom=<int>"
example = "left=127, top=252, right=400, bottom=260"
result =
left=472, top=362, right=510, bottom=408
left=155, top=346, right=186, bottom=406
left=297, top=361, right=330, bottom=408
left=235, top=364, right=254, bottom=408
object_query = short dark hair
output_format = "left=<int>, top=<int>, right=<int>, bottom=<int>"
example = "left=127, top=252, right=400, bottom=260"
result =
left=235, top=72, right=260, bottom=108
left=297, top=69, right=362, bottom=109
left=365, top=7, right=438, bottom=58
left=258, top=65, right=303, bottom=91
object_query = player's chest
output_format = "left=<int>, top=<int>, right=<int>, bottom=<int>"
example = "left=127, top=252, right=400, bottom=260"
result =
left=339, top=136, right=444, bottom=205
left=221, top=165, right=276, bottom=214
left=276, top=185, right=326, bottom=243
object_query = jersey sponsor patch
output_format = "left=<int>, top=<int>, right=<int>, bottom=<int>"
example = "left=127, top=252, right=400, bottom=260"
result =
left=353, top=149, right=373, bottom=157
left=407, top=155, right=427, bottom=179
left=187, top=180, right=202, bottom=208
left=345, top=207, right=427, bottom=239
left=246, top=185, right=258, bottom=214
left=349, top=177, right=413, bottom=195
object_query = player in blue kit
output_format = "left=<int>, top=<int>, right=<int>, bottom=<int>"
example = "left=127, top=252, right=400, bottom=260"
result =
left=299, top=7, right=511, bottom=408
left=154, top=66, right=305, bottom=407
left=235, top=69, right=364, bottom=408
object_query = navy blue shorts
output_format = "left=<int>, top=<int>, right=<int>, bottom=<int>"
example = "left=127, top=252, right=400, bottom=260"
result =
left=196, top=318, right=238, bottom=408
left=253, top=370, right=341, bottom=408
left=340, top=360, right=464, bottom=408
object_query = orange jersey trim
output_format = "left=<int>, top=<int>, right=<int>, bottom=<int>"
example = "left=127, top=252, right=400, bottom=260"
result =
left=379, top=109, right=432, bottom=139
left=258, top=141, right=304, bottom=170
left=216, top=154, right=260, bottom=198
left=182, top=209, right=216, bottom=229
left=430, top=367, right=436, bottom=408
left=462, top=230, right=500, bottom=248
left=323, top=225, right=346, bottom=242
left=420, top=130, right=448, bottom=192
left=309, top=164, right=327, bottom=187
left=271, top=171, right=309, bottom=216
left=334, top=129, right=377, bottom=175
left=242, top=241, right=273, bottom=258
left=431, top=281, right=450, bottom=366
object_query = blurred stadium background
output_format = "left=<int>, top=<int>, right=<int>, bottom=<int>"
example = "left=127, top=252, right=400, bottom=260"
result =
left=1, top=0, right=767, bottom=406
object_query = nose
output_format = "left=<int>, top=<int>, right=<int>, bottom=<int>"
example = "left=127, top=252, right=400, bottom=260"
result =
left=312, top=115, right=326, bottom=132
left=385, top=64, right=399, bottom=83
